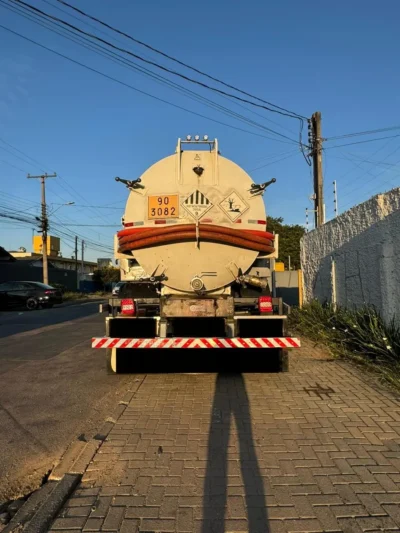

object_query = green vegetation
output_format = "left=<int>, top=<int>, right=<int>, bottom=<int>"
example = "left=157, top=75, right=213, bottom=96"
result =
left=290, top=301, right=400, bottom=388
left=93, top=266, right=120, bottom=288
left=267, top=216, right=305, bottom=270
left=62, top=291, right=107, bottom=301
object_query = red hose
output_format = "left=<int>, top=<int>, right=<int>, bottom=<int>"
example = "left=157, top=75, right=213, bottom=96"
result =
left=117, top=224, right=275, bottom=254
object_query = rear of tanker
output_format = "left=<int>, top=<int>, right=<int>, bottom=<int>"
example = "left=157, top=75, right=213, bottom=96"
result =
left=92, top=136, right=300, bottom=372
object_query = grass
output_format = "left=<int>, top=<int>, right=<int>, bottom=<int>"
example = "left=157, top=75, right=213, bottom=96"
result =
left=62, top=290, right=108, bottom=301
left=289, top=301, right=400, bottom=389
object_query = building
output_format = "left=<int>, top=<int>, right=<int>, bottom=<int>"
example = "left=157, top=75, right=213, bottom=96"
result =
left=97, top=258, right=113, bottom=269
left=9, top=251, right=97, bottom=275
left=32, top=235, right=61, bottom=257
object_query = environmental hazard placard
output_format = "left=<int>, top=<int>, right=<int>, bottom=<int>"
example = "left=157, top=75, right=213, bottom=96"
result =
left=182, top=190, right=213, bottom=220
left=219, top=191, right=249, bottom=221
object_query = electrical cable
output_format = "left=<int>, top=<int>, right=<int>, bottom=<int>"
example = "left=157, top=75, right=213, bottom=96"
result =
left=2, top=1, right=299, bottom=145
left=0, top=149, right=116, bottom=247
left=54, top=0, right=307, bottom=120
left=44, top=0, right=300, bottom=137
left=324, top=134, right=400, bottom=150
left=334, top=138, right=399, bottom=195
left=9, top=0, right=305, bottom=134
left=325, top=125, right=400, bottom=141
left=0, top=22, right=302, bottom=147
left=250, top=150, right=299, bottom=172
left=339, top=150, right=400, bottom=209
left=330, top=153, right=400, bottom=168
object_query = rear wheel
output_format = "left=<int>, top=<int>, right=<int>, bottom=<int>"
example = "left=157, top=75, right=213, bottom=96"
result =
left=106, top=348, right=123, bottom=374
left=26, top=297, right=39, bottom=311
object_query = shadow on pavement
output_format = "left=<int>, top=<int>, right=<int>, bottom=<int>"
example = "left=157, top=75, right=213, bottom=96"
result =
left=202, top=373, right=270, bottom=532
left=0, top=301, right=102, bottom=339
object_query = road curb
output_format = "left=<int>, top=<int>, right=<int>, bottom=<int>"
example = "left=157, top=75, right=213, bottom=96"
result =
left=1, top=475, right=80, bottom=533
left=5, top=376, right=146, bottom=533
left=24, top=474, right=81, bottom=533
left=2, top=482, right=56, bottom=533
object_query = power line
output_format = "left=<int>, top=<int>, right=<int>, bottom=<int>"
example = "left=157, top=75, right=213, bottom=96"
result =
left=339, top=149, right=400, bottom=209
left=325, top=125, right=400, bottom=141
left=57, top=224, right=120, bottom=227
left=3, top=0, right=299, bottom=145
left=324, top=134, right=400, bottom=150
left=0, top=133, right=114, bottom=231
left=44, top=0, right=299, bottom=137
left=9, top=0, right=305, bottom=136
left=334, top=138, right=399, bottom=195
left=250, top=150, right=300, bottom=172
left=0, top=157, right=27, bottom=172
left=54, top=0, right=307, bottom=120
left=0, top=135, right=117, bottom=246
left=0, top=204, right=114, bottom=254
left=51, top=203, right=124, bottom=209
left=330, top=153, right=400, bottom=168
left=0, top=22, right=302, bottom=146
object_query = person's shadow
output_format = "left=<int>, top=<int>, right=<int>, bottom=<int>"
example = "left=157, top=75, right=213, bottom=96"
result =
left=202, top=373, right=270, bottom=533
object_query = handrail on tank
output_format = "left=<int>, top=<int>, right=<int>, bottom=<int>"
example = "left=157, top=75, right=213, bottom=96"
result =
left=175, top=136, right=219, bottom=185
left=176, top=135, right=218, bottom=153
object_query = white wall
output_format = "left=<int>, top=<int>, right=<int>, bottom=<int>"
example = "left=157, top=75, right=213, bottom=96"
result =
left=301, top=188, right=400, bottom=322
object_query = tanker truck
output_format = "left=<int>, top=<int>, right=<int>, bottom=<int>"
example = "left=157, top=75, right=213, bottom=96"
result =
left=92, top=136, right=300, bottom=372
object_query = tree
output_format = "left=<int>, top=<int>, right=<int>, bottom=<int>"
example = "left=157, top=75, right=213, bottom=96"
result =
left=267, top=216, right=305, bottom=270
left=93, top=266, right=120, bottom=289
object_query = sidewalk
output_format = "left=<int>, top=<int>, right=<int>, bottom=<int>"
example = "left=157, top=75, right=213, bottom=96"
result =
left=48, top=342, right=400, bottom=533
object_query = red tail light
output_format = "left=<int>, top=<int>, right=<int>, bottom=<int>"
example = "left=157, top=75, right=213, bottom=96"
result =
left=258, top=296, right=273, bottom=313
left=121, top=298, right=135, bottom=316
left=45, top=290, right=54, bottom=294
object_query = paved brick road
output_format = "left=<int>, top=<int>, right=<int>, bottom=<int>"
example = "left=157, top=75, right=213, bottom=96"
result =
left=50, top=342, right=400, bottom=532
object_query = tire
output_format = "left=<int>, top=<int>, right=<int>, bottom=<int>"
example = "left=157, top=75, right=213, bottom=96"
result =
left=106, top=348, right=131, bottom=374
left=26, top=297, right=39, bottom=311
left=106, top=348, right=119, bottom=374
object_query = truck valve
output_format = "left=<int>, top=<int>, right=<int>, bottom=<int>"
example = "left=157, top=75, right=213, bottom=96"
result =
left=115, top=176, right=145, bottom=190
left=249, top=178, right=276, bottom=195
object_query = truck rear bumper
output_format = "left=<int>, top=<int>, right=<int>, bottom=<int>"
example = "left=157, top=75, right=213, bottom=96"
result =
left=92, top=337, right=301, bottom=349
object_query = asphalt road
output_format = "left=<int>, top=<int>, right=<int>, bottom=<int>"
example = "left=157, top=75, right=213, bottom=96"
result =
left=0, top=302, right=133, bottom=502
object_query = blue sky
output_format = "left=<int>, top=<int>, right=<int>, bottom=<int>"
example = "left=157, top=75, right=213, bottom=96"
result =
left=1, top=0, right=400, bottom=261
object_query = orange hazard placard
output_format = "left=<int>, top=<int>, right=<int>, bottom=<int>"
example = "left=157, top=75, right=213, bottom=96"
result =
left=148, top=194, right=179, bottom=219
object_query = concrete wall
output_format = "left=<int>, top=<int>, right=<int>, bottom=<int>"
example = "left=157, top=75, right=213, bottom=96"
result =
left=301, top=188, right=400, bottom=322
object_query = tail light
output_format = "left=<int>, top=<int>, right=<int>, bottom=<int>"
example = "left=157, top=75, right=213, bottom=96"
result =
left=121, top=298, right=136, bottom=316
left=45, top=290, right=55, bottom=294
left=258, top=296, right=273, bottom=313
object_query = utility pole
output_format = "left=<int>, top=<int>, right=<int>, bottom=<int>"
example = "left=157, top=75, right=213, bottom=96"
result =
left=308, top=112, right=324, bottom=228
left=75, top=236, right=78, bottom=289
left=333, top=180, right=338, bottom=217
left=81, top=239, right=85, bottom=286
left=27, top=172, right=57, bottom=284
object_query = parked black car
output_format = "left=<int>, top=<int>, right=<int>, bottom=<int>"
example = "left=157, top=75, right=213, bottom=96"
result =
left=0, top=281, right=63, bottom=310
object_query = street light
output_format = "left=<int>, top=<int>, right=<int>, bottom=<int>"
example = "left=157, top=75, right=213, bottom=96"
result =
left=49, top=201, right=75, bottom=216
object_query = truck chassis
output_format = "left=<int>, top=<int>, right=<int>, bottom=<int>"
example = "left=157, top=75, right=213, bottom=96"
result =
left=94, top=295, right=300, bottom=373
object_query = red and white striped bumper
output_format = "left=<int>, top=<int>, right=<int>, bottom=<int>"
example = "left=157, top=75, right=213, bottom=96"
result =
left=92, top=337, right=301, bottom=349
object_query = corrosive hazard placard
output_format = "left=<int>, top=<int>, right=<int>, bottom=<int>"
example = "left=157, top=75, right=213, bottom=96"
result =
left=219, top=191, right=249, bottom=221
left=182, top=190, right=213, bottom=220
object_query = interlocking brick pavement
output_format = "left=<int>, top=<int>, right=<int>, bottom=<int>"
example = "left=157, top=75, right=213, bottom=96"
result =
left=49, top=340, right=400, bottom=532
